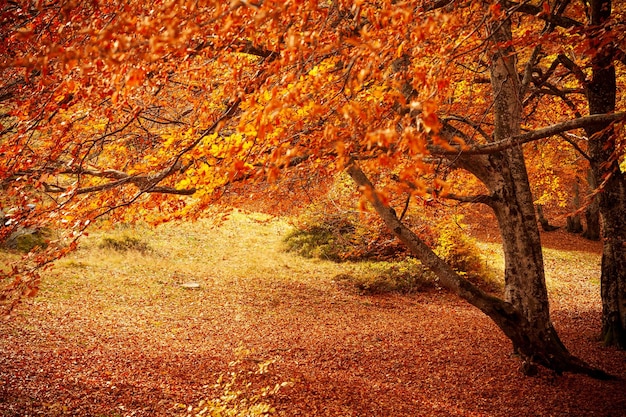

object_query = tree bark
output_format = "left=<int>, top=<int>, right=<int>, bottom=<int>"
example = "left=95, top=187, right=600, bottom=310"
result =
left=485, top=16, right=553, bottom=334
left=584, top=0, right=626, bottom=348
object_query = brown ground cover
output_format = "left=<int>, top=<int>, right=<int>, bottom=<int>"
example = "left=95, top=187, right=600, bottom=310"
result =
left=1, top=212, right=625, bottom=416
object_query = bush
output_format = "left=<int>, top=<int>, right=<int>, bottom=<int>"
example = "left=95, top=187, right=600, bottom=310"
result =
left=283, top=172, right=413, bottom=262
left=283, top=205, right=410, bottom=262
left=284, top=174, right=500, bottom=293
left=2, top=227, right=52, bottom=252
left=434, top=216, right=501, bottom=293
left=333, top=260, right=435, bottom=295
left=283, top=224, right=348, bottom=262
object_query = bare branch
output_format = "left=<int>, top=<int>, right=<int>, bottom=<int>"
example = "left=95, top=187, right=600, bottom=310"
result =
left=559, top=133, right=590, bottom=161
left=419, top=0, right=455, bottom=12
left=442, top=115, right=491, bottom=143
left=520, top=46, right=542, bottom=98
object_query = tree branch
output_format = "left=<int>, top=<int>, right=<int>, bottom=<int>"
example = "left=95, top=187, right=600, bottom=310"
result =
left=442, top=115, right=491, bottom=143
left=441, top=192, right=494, bottom=206
left=559, top=133, right=591, bottom=161
left=432, top=112, right=625, bottom=155
left=503, top=1, right=583, bottom=28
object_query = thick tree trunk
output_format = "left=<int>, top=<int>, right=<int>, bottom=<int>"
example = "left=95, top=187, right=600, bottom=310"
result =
left=486, top=17, right=553, bottom=333
left=585, top=0, right=626, bottom=348
left=598, top=173, right=626, bottom=348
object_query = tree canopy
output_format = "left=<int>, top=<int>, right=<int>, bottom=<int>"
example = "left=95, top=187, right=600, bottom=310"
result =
left=1, top=0, right=625, bottom=375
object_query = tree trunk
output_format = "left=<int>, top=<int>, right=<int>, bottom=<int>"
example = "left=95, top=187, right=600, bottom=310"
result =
left=583, top=169, right=601, bottom=241
left=537, top=205, right=559, bottom=232
left=598, top=173, right=626, bottom=348
left=565, top=180, right=583, bottom=234
left=486, top=16, right=553, bottom=333
left=585, top=0, right=626, bottom=348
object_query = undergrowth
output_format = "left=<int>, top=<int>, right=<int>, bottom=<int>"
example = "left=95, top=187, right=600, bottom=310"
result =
left=285, top=193, right=502, bottom=294
left=333, top=259, right=435, bottom=295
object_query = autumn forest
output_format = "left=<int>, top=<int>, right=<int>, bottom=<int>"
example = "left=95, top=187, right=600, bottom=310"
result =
left=1, top=0, right=626, bottom=415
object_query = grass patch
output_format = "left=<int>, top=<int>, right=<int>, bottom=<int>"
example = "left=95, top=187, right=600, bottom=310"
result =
left=98, top=233, right=152, bottom=253
left=333, top=259, right=435, bottom=295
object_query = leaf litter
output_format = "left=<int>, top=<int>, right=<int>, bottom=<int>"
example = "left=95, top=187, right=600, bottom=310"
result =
left=0, top=211, right=625, bottom=416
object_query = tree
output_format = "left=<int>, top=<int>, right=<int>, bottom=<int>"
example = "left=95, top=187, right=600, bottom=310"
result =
left=1, top=1, right=623, bottom=376
left=582, top=0, right=626, bottom=348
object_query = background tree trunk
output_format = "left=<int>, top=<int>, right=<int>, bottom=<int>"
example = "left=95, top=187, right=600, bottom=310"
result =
left=585, top=0, right=626, bottom=348
left=565, top=180, right=583, bottom=234
left=537, top=205, right=559, bottom=232
left=583, top=169, right=601, bottom=241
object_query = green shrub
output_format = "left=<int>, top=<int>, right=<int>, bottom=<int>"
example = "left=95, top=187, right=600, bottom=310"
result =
left=333, top=260, right=435, bottom=295
left=283, top=224, right=346, bottom=262
left=283, top=172, right=412, bottom=262
left=2, top=227, right=52, bottom=252
left=283, top=206, right=410, bottom=262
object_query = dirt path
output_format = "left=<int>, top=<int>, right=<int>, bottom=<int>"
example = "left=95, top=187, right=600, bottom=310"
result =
left=1, top=213, right=625, bottom=416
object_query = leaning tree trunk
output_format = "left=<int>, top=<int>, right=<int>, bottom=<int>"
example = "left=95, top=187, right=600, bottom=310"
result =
left=585, top=0, right=626, bottom=348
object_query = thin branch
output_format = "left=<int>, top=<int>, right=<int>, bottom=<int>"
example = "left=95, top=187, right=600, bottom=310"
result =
left=399, top=193, right=411, bottom=221
left=440, top=192, right=494, bottom=206
left=520, top=46, right=542, bottom=99
left=442, top=115, right=491, bottom=143
left=559, top=133, right=590, bottom=161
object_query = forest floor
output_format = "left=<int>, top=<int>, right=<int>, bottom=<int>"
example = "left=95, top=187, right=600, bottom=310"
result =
left=1, top=211, right=625, bottom=416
